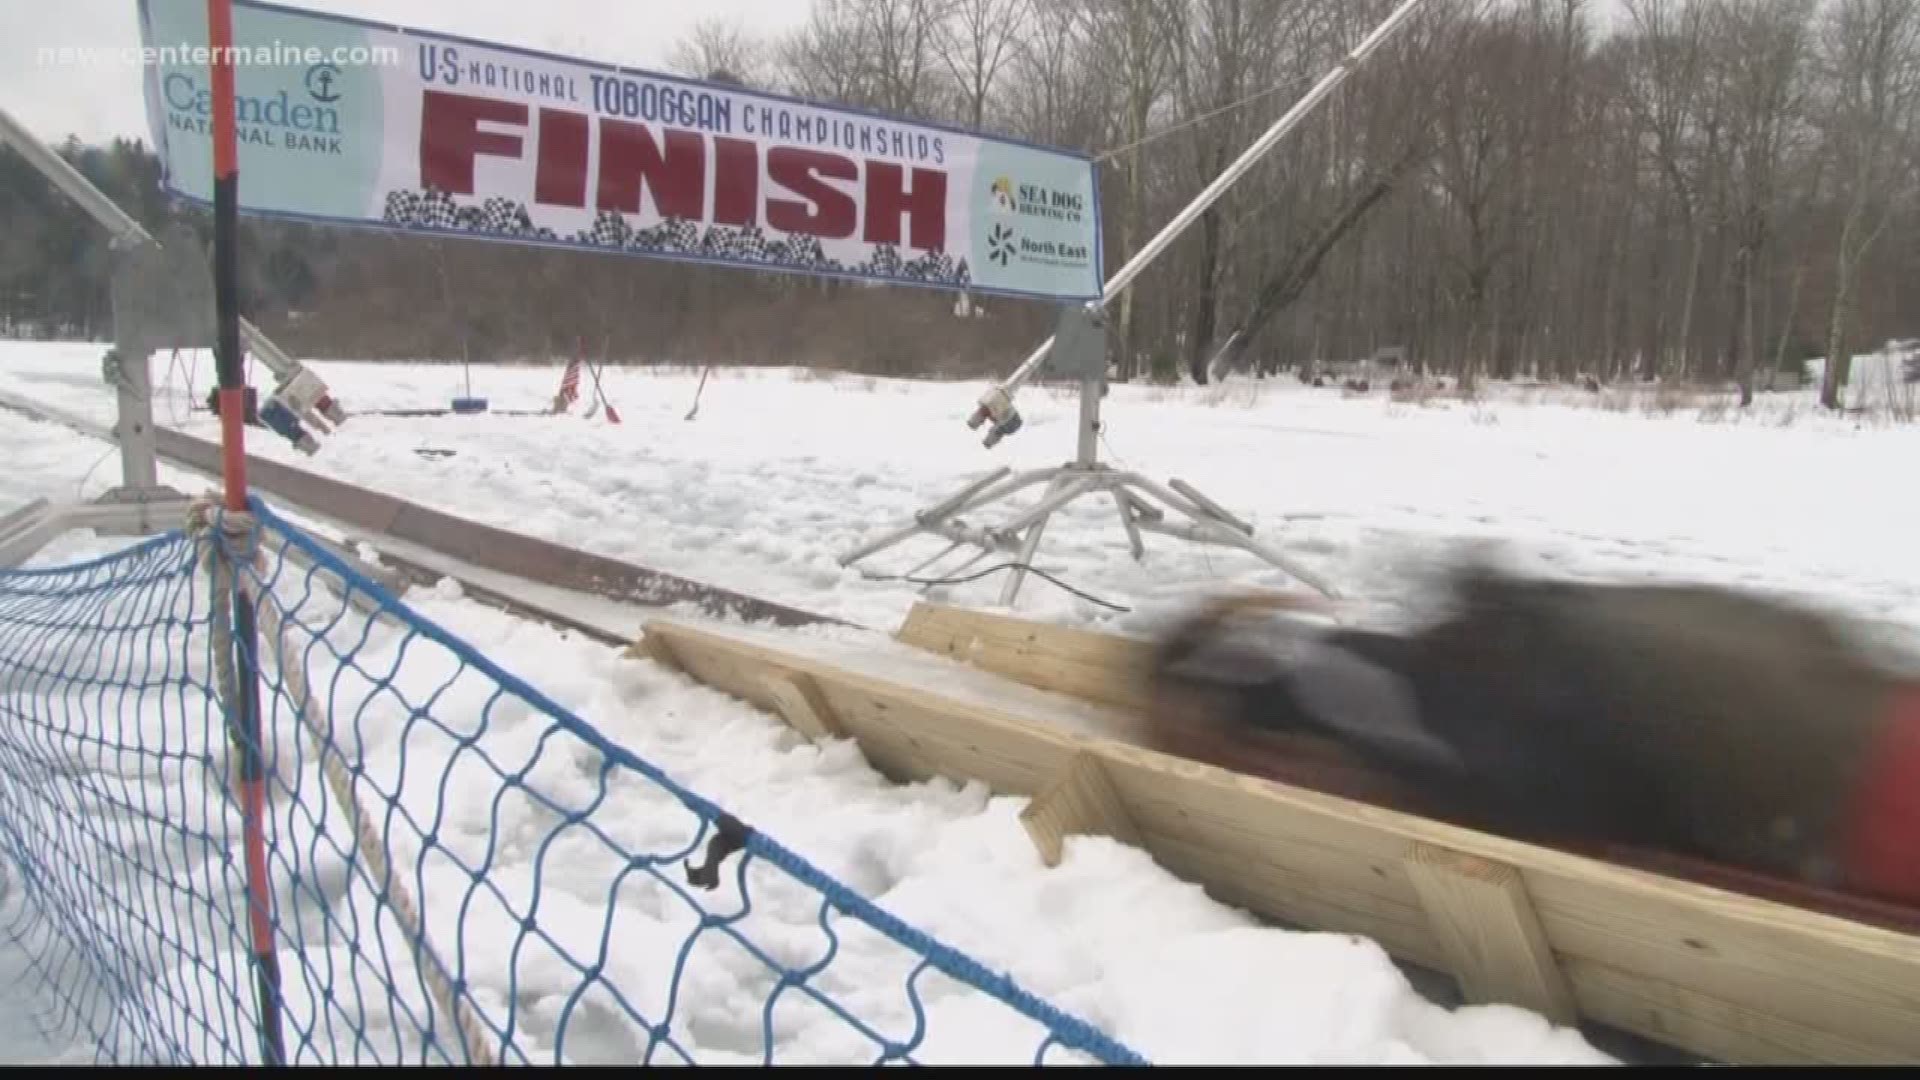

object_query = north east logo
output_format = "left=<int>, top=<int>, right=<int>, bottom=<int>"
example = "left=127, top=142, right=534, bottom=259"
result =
left=988, top=223, right=1016, bottom=266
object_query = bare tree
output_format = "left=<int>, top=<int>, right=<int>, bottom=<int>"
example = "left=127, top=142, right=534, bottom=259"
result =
left=864, top=0, right=949, bottom=117
left=1162, top=0, right=1304, bottom=382
left=778, top=2, right=876, bottom=104
left=1428, top=10, right=1541, bottom=386
left=1707, top=0, right=1814, bottom=405
left=666, top=16, right=771, bottom=87
left=935, top=0, right=1032, bottom=128
left=1817, top=0, right=1920, bottom=409
left=1080, top=0, right=1186, bottom=380
left=1001, top=0, right=1111, bottom=147
left=1621, top=0, right=1721, bottom=380
left=780, top=0, right=948, bottom=117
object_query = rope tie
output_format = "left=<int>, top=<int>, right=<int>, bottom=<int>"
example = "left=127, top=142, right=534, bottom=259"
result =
left=187, top=494, right=498, bottom=1066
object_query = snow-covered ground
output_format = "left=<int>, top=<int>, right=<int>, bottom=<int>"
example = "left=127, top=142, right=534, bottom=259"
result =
left=6, top=341, right=1920, bottom=653
left=0, top=393, right=1614, bottom=1065
left=4, top=338, right=1918, bottom=1066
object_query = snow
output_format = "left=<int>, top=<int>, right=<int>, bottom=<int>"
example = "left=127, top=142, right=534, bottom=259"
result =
left=5, top=342, right=1918, bottom=655
left=6, top=338, right=1919, bottom=1065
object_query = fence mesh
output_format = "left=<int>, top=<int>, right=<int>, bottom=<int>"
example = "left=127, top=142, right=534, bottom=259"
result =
left=0, top=496, right=1147, bottom=1066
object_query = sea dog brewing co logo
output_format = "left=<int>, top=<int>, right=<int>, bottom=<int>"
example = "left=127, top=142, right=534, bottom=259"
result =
left=986, top=174, right=1084, bottom=224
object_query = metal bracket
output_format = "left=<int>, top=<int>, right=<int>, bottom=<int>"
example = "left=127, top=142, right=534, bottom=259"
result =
left=1043, top=304, right=1109, bottom=382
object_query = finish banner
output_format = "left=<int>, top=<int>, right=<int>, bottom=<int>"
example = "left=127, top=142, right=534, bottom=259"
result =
left=137, top=0, right=1103, bottom=302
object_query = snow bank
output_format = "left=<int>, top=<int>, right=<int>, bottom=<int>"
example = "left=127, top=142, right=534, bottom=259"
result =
left=6, top=338, right=1917, bottom=1063
left=0, top=415, right=1615, bottom=1062
left=257, top=556, right=1614, bottom=1065
left=4, top=343, right=1915, bottom=658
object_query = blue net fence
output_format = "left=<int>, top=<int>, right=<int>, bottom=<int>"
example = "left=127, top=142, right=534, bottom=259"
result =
left=0, top=496, right=1148, bottom=1066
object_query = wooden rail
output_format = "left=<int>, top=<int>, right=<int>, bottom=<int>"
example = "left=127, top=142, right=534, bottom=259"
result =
left=636, top=601, right=1920, bottom=1065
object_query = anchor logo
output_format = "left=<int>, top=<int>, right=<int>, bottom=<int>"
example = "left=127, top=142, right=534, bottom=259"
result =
left=305, top=62, right=342, bottom=103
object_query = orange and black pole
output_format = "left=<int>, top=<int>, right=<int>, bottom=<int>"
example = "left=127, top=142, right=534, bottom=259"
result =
left=207, top=0, right=285, bottom=1064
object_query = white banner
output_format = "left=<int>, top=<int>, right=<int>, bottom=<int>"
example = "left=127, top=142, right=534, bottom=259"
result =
left=139, top=0, right=1105, bottom=303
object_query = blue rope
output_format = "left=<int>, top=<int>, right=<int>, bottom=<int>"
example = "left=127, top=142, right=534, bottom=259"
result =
left=0, top=499, right=1150, bottom=1066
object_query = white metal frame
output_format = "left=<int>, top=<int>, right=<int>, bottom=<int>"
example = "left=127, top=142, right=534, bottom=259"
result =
left=839, top=0, right=1430, bottom=607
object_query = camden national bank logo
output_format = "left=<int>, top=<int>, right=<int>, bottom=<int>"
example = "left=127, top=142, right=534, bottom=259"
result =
left=159, top=63, right=348, bottom=155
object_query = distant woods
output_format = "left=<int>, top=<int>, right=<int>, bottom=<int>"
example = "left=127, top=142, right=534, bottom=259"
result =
left=6, top=0, right=1920, bottom=407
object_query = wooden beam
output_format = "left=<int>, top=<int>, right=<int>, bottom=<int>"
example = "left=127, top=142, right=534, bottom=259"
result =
left=627, top=630, right=682, bottom=671
left=634, top=610, right=1920, bottom=1065
left=895, top=601, right=1157, bottom=715
left=1021, top=751, right=1142, bottom=867
left=759, top=670, right=842, bottom=742
left=1404, top=841, right=1577, bottom=1024
left=634, top=619, right=1096, bottom=796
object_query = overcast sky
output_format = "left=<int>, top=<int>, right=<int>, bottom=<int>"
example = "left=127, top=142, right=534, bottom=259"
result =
left=0, top=0, right=815, bottom=145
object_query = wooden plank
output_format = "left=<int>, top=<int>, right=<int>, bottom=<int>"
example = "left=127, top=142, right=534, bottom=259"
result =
left=643, top=620, right=1092, bottom=797
left=628, top=630, right=683, bottom=671
left=1140, top=827, right=1450, bottom=971
left=1563, top=956, right=1898, bottom=1065
left=1087, top=734, right=1920, bottom=1061
left=1095, top=746, right=1444, bottom=951
left=895, top=601, right=1157, bottom=715
left=1404, top=841, right=1577, bottom=1023
left=1522, top=870, right=1920, bottom=1054
left=759, top=670, right=842, bottom=742
left=1120, top=754, right=1920, bottom=1061
left=1021, top=751, right=1141, bottom=867
left=635, top=611, right=1920, bottom=1065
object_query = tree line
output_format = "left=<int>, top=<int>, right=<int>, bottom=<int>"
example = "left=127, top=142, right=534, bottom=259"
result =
left=5, top=0, right=1919, bottom=409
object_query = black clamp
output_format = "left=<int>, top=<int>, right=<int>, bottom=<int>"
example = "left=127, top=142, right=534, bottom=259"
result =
left=685, top=812, right=752, bottom=891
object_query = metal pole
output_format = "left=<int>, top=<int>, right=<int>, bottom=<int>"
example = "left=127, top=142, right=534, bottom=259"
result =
left=0, top=106, right=146, bottom=245
left=1075, top=376, right=1101, bottom=466
left=111, top=350, right=161, bottom=492
left=211, top=22, right=248, bottom=513
left=206, top=0, right=286, bottom=1064
left=978, top=0, right=1430, bottom=406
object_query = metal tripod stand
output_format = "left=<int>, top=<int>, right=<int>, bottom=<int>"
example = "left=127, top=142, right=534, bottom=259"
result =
left=839, top=306, right=1339, bottom=607
left=837, top=0, right=1426, bottom=609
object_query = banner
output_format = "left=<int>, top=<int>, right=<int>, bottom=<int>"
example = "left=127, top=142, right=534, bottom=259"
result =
left=136, top=0, right=1104, bottom=303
